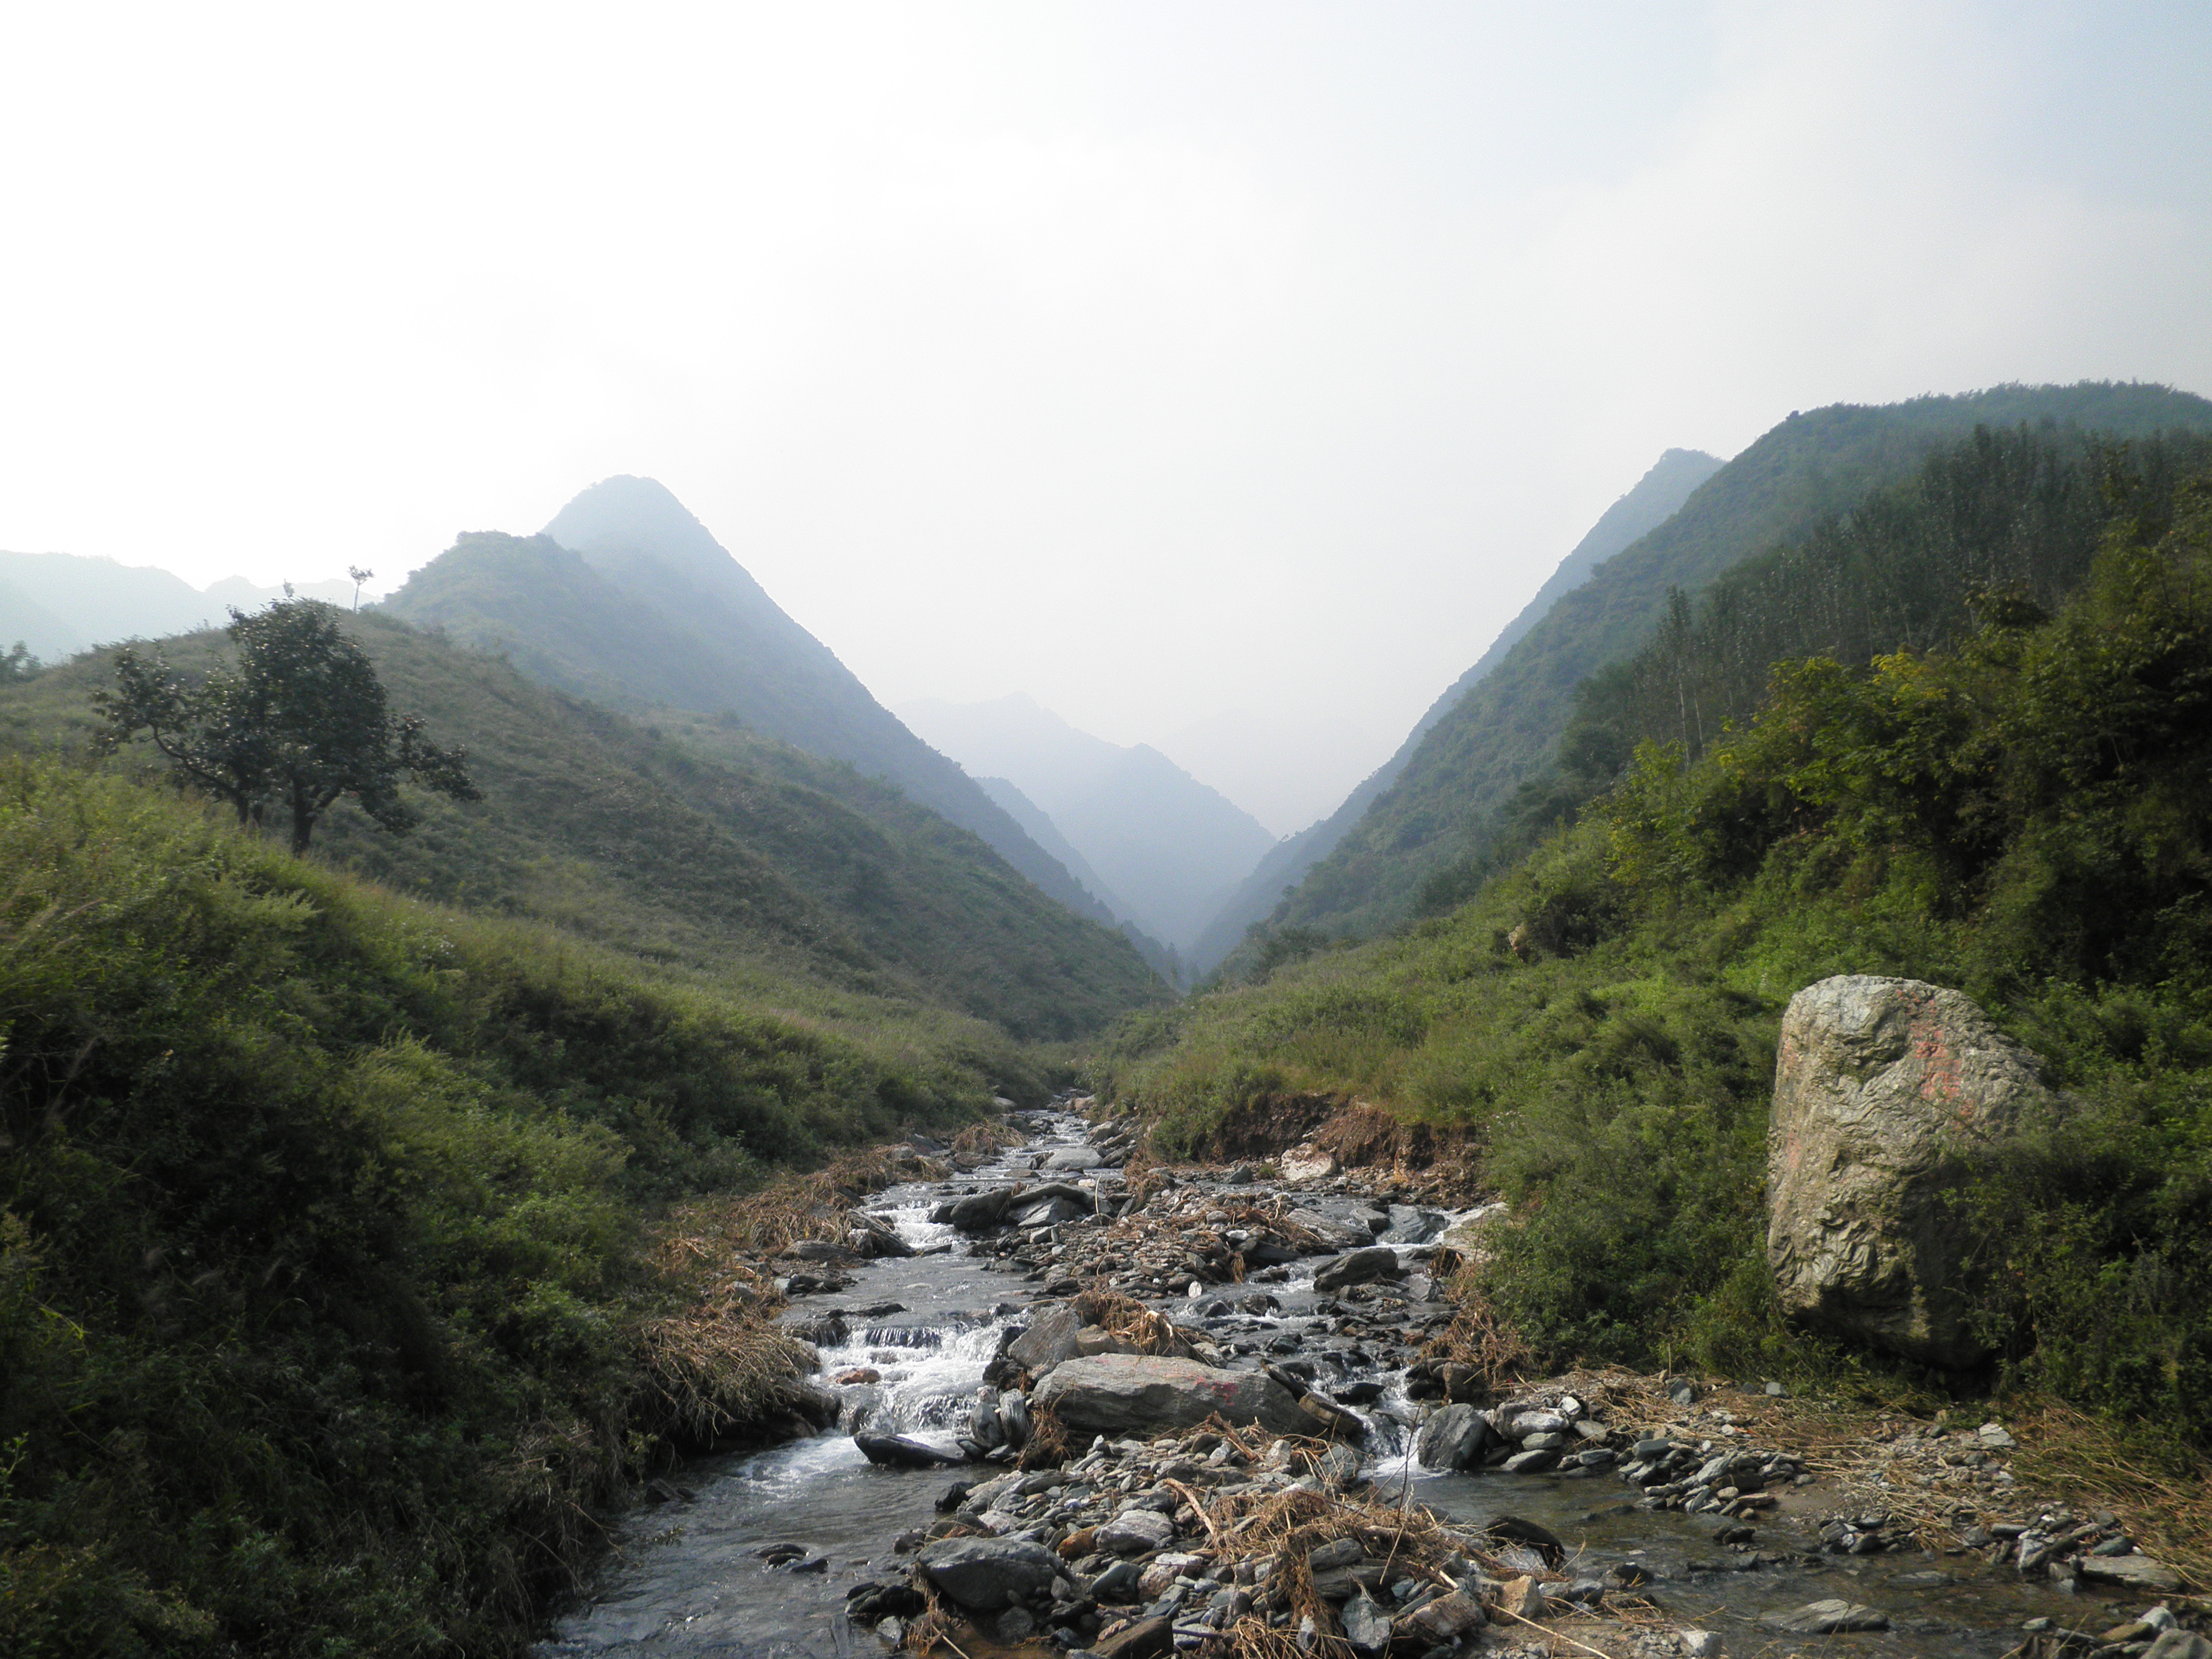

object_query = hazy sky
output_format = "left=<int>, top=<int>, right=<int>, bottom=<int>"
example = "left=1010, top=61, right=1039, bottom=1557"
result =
left=5, top=3, right=2208, bottom=832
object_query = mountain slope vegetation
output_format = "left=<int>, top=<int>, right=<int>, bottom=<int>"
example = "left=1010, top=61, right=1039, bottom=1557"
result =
left=0, top=753, right=1030, bottom=1657
left=382, top=478, right=1112, bottom=926
left=1257, top=382, right=2212, bottom=949
left=1101, top=449, right=2212, bottom=1443
left=0, top=611, right=1166, bottom=1042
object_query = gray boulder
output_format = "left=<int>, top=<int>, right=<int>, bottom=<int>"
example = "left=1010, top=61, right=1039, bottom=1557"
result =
left=1015, top=1195, right=1086, bottom=1227
left=1045, top=1146, right=1102, bottom=1169
left=915, top=1536, right=1062, bottom=1610
left=1094, top=1506, right=1175, bottom=1555
left=1767, top=976, right=2067, bottom=1368
left=1006, top=1304, right=1084, bottom=1373
left=940, top=1188, right=1017, bottom=1232
left=1032, top=1354, right=1307, bottom=1437
left=1759, top=1599, right=1889, bottom=1634
left=1413, top=1403, right=1488, bottom=1470
left=1341, top=1595, right=1392, bottom=1654
left=1286, top=1208, right=1371, bottom=1251
left=1314, top=1246, right=1404, bottom=1292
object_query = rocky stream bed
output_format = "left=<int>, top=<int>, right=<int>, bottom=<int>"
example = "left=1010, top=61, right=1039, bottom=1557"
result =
left=537, top=1107, right=2206, bottom=1659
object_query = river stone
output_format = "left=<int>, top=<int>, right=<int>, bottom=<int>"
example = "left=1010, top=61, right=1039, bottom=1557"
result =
left=1032, top=1354, right=1307, bottom=1437
left=1045, top=1146, right=1101, bottom=1170
left=854, top=1432, right=965, bottom=1469
left=1015, top=1195, right=1086, bottom=1228
left=1286, top=1208, right=1371, bottom=1251
left=1280, top=1145, right=1338, bottom=1182
left=1314, top=1246, right=1404, bottom=1292
left=2077, top=1552, right=2184, bottom=1593
left=1760, top=1599, right=1890, bottom=1634
left=1767, top=975, right=2069, bottom=1368
left=915, top=1536, right=1062, bottom=1610
left=1095, top=1506, right=1175, bottom=1555
left=1414, top=1403, right=1487, bottom=1470
left=941, top=1187, right=1017, bottom=1232
left=1341, top=1594, right=1392, bottom=1653
left=1400, top=1592, right=1485, bottom=1641
left=2146, top=1633, right=2212, bottom=1659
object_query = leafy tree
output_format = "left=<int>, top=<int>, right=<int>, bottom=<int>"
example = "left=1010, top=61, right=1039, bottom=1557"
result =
left=95, top=599, right=480, bottom=852
left=1, top=642, right=40, bottom=682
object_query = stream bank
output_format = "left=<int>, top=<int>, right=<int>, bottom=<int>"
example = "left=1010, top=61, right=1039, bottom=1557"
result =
left=537, top=1107, right=2204, bottom=1659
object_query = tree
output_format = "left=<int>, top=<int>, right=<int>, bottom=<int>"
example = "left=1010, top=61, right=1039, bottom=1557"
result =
left=95, top=599, right=480, bottom=853
left=2, top=641, right=41, bottom=682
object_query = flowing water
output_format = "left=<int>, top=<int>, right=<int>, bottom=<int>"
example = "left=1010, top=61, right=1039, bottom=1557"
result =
left=537, top=1116, right=2152, bottom=1659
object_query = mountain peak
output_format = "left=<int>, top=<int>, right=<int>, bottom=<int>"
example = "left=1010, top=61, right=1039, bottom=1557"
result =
left=542, top=476, right=732, bottom=577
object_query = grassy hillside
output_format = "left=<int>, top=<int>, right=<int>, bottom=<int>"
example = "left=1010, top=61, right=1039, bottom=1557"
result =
left=1102, top=457, right=2212, bottom=1441
left=382, top=496, right=1117, bottom=926
left=0, top=611, right=1168, bottom=1042
left=1263, top=382, right=2212, bottom=944
left=0, top=757, right=1021, bottom=1656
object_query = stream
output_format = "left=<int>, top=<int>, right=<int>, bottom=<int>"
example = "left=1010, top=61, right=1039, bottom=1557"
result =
left=537, top=1113, right=2151, bottom=1659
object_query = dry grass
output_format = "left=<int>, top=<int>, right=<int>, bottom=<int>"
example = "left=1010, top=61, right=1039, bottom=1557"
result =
left=2000, top=1398, right=2212, bottom=1588
left=1015, top=1401, right=1071, bottom=1471
left=951, top=1120, right=1024, bottom=1160
left=1071, top=1289, right=1193, bottom=1356
left=650, top=1145, right=935, bottom=1272
left=635, top=1311, right=818, bottom=1443
left=1421, top=1265, right=1536, bottom=1392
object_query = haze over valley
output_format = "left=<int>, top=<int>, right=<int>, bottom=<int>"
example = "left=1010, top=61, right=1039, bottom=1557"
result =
left=6, top=8, right=2212, bottom=1658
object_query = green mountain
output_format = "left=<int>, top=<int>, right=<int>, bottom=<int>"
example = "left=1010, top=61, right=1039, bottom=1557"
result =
left=0, top=610, right=1167, bottom=1042
left=382, top=478, right=1114, bottom=927
left=1258, top=382, right=2212, bottom=946
left=1189, top=445, right=1723, bottom=971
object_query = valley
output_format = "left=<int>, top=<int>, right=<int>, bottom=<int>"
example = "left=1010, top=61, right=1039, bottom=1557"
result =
left=5, top=383, right=2212, bottom=1658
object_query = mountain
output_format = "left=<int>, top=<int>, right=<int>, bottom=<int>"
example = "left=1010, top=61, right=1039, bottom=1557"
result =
left=0, top=550, right=351, bottom=658
left=379, top=477, right=1113, bottom=926
left=1186, top=446, right=1723, bottom=971
left=1252, top=381, right=2212, bottom=947
left=898, top=693, right=1276, bottom=953
left=0, top=609, right=1167, bottom=1040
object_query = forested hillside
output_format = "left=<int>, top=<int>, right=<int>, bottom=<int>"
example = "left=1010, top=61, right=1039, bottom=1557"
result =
left=1256, top=382, right=2212, bottom=948
left=1101, top=453, right=2212, bottom=1441
left=0, top=611, right=1167, bottom=1042
left=383, top=479, right=1113, bottom=926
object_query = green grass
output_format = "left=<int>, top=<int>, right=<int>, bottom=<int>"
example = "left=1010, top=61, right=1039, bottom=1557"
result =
left=0, top=754, right=1029, bottom=1656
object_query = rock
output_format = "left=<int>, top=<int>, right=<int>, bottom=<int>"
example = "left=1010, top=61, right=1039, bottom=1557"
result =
left=1340, top=1594, right=1392, bottom=1653
left=1092, top=1616, right=1173, bottom=1659
left=2076, top=1553, right=2184, bottom=1593
left=1414, top=1403, right=1488, bottom=1470
left=1095, top=1507, right=1176, bottom=1555
left=1032, top=1354, right=1307, bottom=1437
left=832, top=1367, right=882, bottom=1386
left=1226, top=1165, right=1256, bottom=1185
left=995, top=1606, right=1036, bottom=1641
left=915, top=1535, right=1063, bottom=1611
left=785, top=1239, right=845, bottom=1261
left=1766, top=976, right=2069, bottom=1368
left=1978, top=1421, right=2016, bottom=1447
left=1759, top=1599, right=1890, bottom=1634
left=1679, top=1632, right=1722, bottom=1658
left=1280, top=1145, right=1338, bottom=1182
left=1311, top=1442, right=1364, bottom=1487
left=854, top=1433, right=965, bottom=1468
left=1501, top=1448, right=1557, bottom=1474
left=1495, top=1576, right=1546, bottom=1621
left=1137, top=1553, right=1207, bottom=1597
left=1016, top=1195, right=1088, bottom=1227
left=1399, top=1592, right=1484, bottom=1641
left=1314, top=1246, right=1404, bottom=1292
left=944, top=1188, right=1018, bottom=1232
left=1091, top=1558, right=1142, bottom=1600
left=1298, top=1392, right=1367, bottom=1440
left=2146, top=1633, right=2212, bottom=1659
left=1286, top=1208, right=1370, bottom=1251
left=1006, top=1305, right=1084, bottom=1376
left=1045, top=1146, right=1102, bottom=1169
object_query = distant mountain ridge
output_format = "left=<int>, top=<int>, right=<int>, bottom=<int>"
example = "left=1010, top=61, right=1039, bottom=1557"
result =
left=381, top=476, right=1116, bottom=928
left=1254, top=381, right=2212, bottom=949
left=1187, top=446, right=1723, bottom=971
left=0, top=550, right=352, bottom=659
left=899, top=692, right=1276, bottom=954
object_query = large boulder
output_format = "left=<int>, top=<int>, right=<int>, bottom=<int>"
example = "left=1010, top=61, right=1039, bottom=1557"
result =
left=1413, top=1403, right=1488, bottom=1470
left=1767, top=976, right=2067, bottom=1368
left=1032, top=1354, right=1307, bottom=1437
left=915, top=1536, right=1062, bottom=1611
left=1314, top=1246, right=1403, bottom=1292
left=940, top=1187, right=1017, bottom=1232
left=1006, top=1303, right=1084, bottom=1373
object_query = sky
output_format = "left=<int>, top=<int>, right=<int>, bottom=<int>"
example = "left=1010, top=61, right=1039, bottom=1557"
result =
left=4, top=3, right=2209, bottom=834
